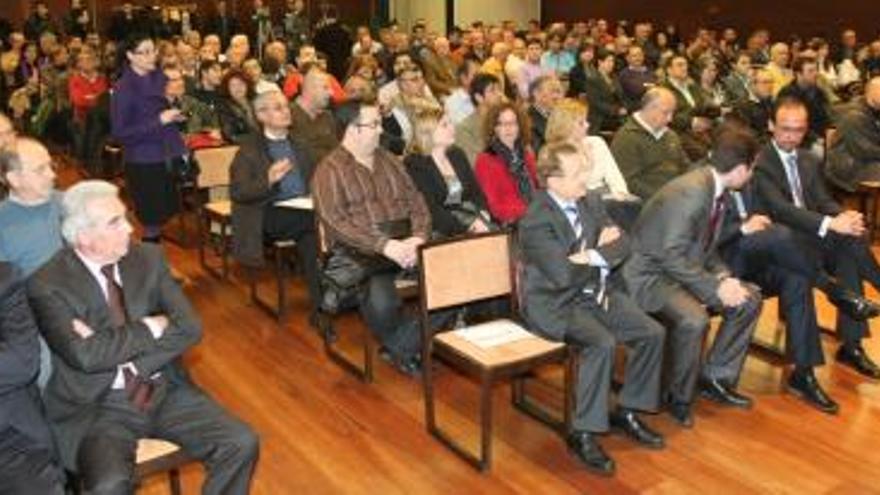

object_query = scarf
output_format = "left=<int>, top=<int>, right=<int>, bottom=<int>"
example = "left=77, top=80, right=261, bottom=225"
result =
left=489, top=137, right=533, bottom=203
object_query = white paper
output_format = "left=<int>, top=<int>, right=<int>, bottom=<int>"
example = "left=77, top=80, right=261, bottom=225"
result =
left=275, top=196, right=314, bottom=210
left=452, top=319, right=535, bottom=349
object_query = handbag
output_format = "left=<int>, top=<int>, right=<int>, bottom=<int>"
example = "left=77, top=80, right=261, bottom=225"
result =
left=319, top=219, right=412, bottom=314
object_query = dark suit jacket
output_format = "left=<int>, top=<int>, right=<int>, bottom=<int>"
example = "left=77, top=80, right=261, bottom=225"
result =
left=27, top=245, right=202, bottom=468
left=754, top=143, right=842, bottom=236
left=722, top=73, right=751, bottom=106
left=529, top=106, right=549, bottom=153
left=230, top=132, right=317, bottom=267
left=519, top=191, right=630, bottom=340
left=583, top=71, right=625, bottom=132
left=0, top=262, right=55, bottom=454
left=662, top=79, right=708, bottom=133
left=404, top=146, right=488, bottom=237
left=624, top=167, right=729, bottom=312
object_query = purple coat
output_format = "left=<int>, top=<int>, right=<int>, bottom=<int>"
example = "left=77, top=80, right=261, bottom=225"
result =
left=111, top=67, right=186, bottom=164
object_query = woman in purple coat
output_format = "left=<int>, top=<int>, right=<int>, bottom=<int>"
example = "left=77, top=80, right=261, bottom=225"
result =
left=111, top=32, right=187, bottom=242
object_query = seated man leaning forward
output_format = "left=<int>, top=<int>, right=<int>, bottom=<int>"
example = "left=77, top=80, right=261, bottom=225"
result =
left=27, top=180, right=259, bottom=495
left=519, top=141, right=666, bottom=475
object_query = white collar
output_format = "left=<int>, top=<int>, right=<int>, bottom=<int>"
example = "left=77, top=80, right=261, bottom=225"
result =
left=772, top=140, right=797, bottom=164
left=633, top=112, right=667, bottom=140
left=547, top=190, right=578, bottom=211
left=74, top=249, right=120, bottom=286
left=709, top=167, right=725, bottom=200
left=263, top=128, right=289, bottom=141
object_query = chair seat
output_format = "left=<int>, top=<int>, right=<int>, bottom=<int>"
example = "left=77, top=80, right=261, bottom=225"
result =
left=858, top=181, right=880, bottom=190
left=274, top=239, right=297, bottom=248
left=136, top=438, right=181, bottom=464
left=204, top=200, right=231, bottom=217
left=434, top=319, right=564, bottom=369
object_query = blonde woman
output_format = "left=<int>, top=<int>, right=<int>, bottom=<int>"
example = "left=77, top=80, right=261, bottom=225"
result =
left=404, top=108, right=491, bottom=237
left=545, top=98, right=633, bottom=199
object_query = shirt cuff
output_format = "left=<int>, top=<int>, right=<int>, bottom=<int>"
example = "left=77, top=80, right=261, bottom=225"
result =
left=586, top=249, right=609, bottom=268
left=818, top=216, right=831, bottom=238
left=111, top=362, right=138, bottom=389
left=142, top=317, right=163, bottom=339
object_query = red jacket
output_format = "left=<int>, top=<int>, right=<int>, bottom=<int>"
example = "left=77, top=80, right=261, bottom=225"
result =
left=282, top=71, right=347, bottom=105
left=68, top=72, right=108, bottom=124
left=474, top=149, right=538, bottom=224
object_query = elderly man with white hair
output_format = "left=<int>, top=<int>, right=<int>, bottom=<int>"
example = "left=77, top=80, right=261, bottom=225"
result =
left=28, top=180, right=259, bottom=495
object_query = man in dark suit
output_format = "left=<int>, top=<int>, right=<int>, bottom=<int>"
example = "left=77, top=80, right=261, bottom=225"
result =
left=718, top=131, right=880, bottom=413
left=28, top=181, right=259, bottom=494
left=520, top=142, right=665, bottom=475
left=0, top=262, right=65, bottom=495
left=527, top=75, right=563, bottom=154
left=230, top=90, right=321, bottom=321
left=625, top=128, right=764, bottom=427
left=755, top=97, right=880, bottom=379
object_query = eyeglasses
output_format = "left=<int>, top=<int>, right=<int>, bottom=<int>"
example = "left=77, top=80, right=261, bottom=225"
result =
left=355, top=119, right=382, bottom=129
left=132, top=47, right=156, bottom=56
left=495, top=119, right=519, bottom=128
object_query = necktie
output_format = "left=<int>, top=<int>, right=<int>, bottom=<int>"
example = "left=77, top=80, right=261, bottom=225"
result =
left=564, top=205, right=584, bottom=249
left=704, top=193, right=727, bottom=251
left=100, top=264, right=154, bottom=411
left=101, top=264, right=127, bottom=327
left=784, top=154, right=805, bottom=208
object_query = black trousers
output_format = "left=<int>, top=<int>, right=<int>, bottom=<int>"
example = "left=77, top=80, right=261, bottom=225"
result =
left=263, top=206, right=322, bottom=313
left=0, top=426, right=65, bottom=495
left=563, top=290, right=665, bottom=432
left=818, top=232, right=880, bottom=344
left=76, top=381, right=259, bottom=495
left=654, top=283, right=762, bottom=404
left=358, top=271, right=421, bottom=359
left=721, top=225, right=824, bottom=367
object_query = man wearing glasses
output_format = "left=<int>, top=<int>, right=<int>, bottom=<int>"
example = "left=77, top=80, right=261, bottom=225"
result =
left=312, top=98, right=431, bottom=375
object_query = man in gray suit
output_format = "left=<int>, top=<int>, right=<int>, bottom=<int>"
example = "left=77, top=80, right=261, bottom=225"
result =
left=0, top=262, right=65, bottom=495
left=28, top=181, right=259, bottom=495
left=625, top=128, right=763, bottom=427
left=520, top=142, right=665, bottom=475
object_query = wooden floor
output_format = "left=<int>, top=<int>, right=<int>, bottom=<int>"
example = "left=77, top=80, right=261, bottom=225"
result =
left=59, top=165, right=880, bottom=494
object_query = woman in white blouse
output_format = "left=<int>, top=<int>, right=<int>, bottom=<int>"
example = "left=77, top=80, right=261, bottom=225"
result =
left=544, top=98, right=642, bottom=226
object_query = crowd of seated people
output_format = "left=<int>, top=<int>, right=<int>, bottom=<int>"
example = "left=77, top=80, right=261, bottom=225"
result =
left=5, top=2, right=880, bottom=487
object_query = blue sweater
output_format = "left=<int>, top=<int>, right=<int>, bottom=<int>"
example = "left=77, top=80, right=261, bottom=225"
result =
left=0, top=192, right=64, bottom=277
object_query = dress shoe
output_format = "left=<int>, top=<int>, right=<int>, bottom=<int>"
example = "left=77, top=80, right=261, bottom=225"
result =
left=664, top=398, right=694, bottom=428
left=786, top=370, right=839, bottom=414
left=379, top=347, right=422, bottom=376
left=827, top=289, right=880, bottom=321
left=566, top=431, right=615, bottom=475
left=835, top=345, right=880, bottom=379
left=699, top=377, right=753, bottom=409
left=609, top=408, right=664, bottom=449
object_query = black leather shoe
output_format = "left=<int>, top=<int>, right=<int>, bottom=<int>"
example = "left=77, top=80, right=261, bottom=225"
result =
left=699, top=378, right=753, bottom=409
left=609, top=408, right=664, bottom=449
left=835, top=345, right=880, bottom=379
left=566, top=431, right=615, bottom=475
left=379, top=348, right=422, bottom=376
left=827, top=289, right=880, bottom=321
left=664, top=398, right=694, bottom=428
left=786, top=370, right=839, bottom=414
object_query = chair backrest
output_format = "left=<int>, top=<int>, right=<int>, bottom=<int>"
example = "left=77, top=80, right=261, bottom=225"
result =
left=418, top=232, right=512, bottom=312
left=194, top=145, right=239, bottom=189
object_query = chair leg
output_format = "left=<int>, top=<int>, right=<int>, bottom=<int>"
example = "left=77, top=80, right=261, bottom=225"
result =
left=169, top=468, right=182, bottom=495
left=479, top=374, right=493, bottom=471
left=220, top=221, right=229, bottom=279
left=274, top=247, right=287, bottom=322
left=321, top=312, right=374, bottom=383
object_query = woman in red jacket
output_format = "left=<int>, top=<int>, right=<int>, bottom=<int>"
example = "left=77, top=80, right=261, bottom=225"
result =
left=474, top=101, right=538, bottom=225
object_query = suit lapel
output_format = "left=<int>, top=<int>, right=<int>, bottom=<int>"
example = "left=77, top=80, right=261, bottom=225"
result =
left=60, top=250, right=115, bottom=329
left=118, top=251, right=146, bottom=322
left=539, top=192, right=577, bottom=250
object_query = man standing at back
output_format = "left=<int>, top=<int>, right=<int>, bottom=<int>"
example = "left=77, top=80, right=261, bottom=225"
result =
left=28, top=181, right=259, bottom=494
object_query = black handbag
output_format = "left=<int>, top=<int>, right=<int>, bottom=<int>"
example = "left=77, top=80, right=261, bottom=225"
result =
left=319, top=219, right=412, bottom=314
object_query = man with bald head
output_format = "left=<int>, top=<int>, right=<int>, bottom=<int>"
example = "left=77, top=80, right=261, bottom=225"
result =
left=827, top=77, right=880, bottom=190
left=611, top=87, right=691, bottom=200
left=290, top=66, right=338, bottom=162
left=0, top=113, right=14, bottom=151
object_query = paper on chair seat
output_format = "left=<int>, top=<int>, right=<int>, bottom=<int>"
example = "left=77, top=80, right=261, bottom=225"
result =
left=275, top=196, right=314, bottom=210
left=452, top=319, right=535, bottom=348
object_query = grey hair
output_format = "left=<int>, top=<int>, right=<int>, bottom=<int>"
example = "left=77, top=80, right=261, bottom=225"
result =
left=0, top=136, right=42, bottom=184
left=61, top=180, right=119, bottom=245
left=253, top=89, right=287, bottom=113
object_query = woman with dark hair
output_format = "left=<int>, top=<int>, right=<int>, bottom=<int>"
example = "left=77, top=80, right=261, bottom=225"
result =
left=110, top=32, right=188, bottom=242
left=19, top=42, right=40, bottom=84
left=567, top=43, right=597, bottom=99
left=474, top=101, right=537, bottom=225
left=216, top=69, right=258, bottom=144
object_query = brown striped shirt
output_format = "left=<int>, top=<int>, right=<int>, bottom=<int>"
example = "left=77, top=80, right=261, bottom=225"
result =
left=312, top=145, right=430, bottom=254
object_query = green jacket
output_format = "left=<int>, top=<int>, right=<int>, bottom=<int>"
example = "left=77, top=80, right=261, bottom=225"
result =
left=610, top=116, right=691, bottom=200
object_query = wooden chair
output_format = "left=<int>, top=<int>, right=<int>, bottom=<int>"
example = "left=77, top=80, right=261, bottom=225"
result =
left=134, top=438, right=192, bottom=494
left=248, top=238, right=298, bottom=322
left=194, top=145, right=239, bottom=279
left=315, top=221, right=419, bottom=382
left=418, top=232, right=574, bottom=471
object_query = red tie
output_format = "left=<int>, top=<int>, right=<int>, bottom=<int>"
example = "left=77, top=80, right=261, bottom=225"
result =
left=101, top=264, right=154, bottom=411
left=704, top=193, right=727, bottom=251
